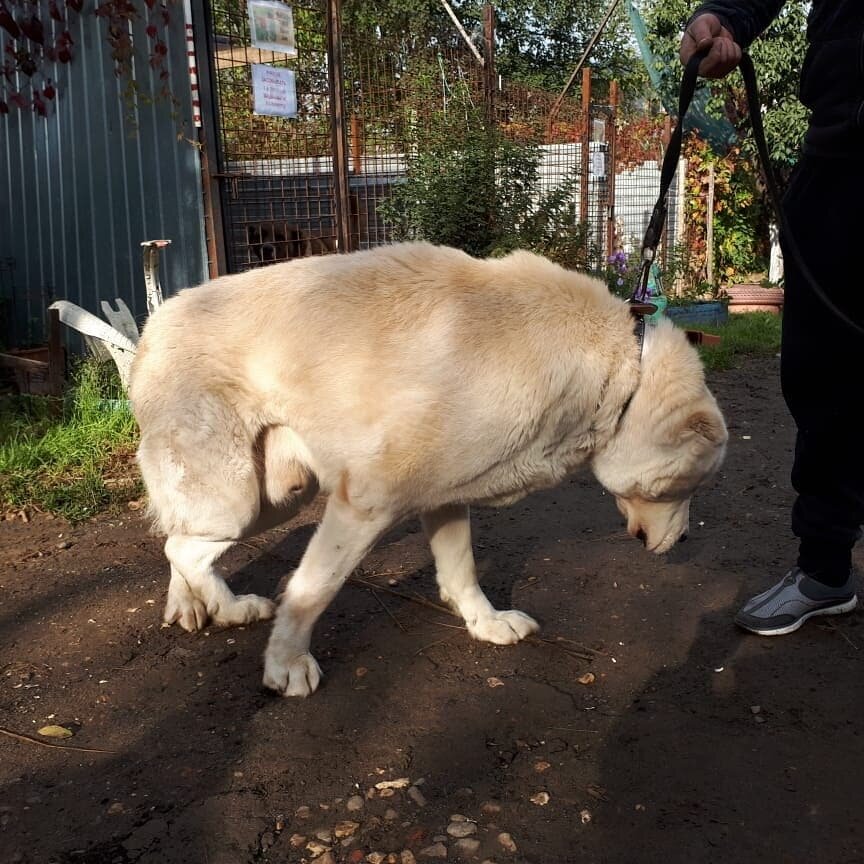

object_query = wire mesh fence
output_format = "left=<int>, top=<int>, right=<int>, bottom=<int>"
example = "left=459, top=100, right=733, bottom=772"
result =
left=204, top=0, right=684, bottom=288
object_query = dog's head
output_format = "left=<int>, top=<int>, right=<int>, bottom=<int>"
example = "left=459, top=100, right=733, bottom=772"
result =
left=591, top=322, right=728, bottom=554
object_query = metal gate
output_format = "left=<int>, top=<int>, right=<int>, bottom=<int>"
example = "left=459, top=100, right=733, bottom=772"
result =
left=192, top=0, right=666, bottom=279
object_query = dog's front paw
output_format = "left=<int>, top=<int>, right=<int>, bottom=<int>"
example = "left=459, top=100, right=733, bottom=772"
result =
left=211, top=594, right=276, bottom=627
left=468, top=609, right=540, bottom=645
left=164, top=581, right=208, bottom=632
left=262, top=650, right=322, bottom=697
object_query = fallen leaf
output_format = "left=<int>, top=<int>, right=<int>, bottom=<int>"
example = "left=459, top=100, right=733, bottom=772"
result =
left=37, top=724, right=73, bottom=739
left=375, top=777, right=410, bottom=790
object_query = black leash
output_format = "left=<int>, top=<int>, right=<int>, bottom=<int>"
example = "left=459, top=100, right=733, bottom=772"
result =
left=630, top=51, right=864, bottom=339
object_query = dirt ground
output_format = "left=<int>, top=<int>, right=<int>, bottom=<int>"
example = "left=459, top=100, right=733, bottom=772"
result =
left=2, top=355, right=863, bottom=864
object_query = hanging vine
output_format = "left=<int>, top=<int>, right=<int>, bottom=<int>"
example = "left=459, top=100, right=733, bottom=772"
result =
left=0, top=0, right=181, bottom=121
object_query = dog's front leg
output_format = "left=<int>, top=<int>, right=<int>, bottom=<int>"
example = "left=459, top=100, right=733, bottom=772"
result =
left=421, top=504, right=539, bottom=645
left=262, top=495, right=393, bottom=697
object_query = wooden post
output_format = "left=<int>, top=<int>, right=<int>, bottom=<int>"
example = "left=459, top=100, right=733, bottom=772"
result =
left=482, top=4, right=495, bottom=126
left=47, top=306, right=65, bottom=405
left=605, top=79, right=619, bottom=260
left=706, top=162, right=715, bottom=286
left=326, top=0, right=353, bottom=253
left=579, top=67, right=591, bottom=226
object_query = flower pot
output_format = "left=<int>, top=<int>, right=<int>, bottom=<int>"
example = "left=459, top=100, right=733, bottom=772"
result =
left=724, top=283, right=784, bottom=314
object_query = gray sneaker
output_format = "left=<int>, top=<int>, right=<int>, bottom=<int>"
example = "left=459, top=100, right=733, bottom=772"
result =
left=734, top=567, right=858, bottom=636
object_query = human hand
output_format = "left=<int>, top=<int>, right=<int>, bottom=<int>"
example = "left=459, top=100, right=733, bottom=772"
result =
left=680, top=13, right=742, bottom=78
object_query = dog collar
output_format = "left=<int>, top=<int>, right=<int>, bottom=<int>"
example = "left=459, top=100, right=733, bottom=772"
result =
left=628, top=301, right=655, bottom=362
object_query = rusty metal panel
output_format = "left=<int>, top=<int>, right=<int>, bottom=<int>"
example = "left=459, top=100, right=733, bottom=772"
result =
left=0, top=3, right=207, bottom=349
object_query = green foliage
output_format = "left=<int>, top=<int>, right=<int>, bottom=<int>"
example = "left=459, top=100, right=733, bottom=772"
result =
left=642, top=0, right=808, bottom=174
left=0, top=359, right=140, bottom=521
left=379, top=76, right=544, bottom=258
left=694, top=311, right=782, bottom=371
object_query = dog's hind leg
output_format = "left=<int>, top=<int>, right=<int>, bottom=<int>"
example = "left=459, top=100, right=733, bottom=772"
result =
left=421, top=504, right=539, bottom=645
left=263, top=494, right=394, bottom=696
left=164, top=535, right=276, bottom=631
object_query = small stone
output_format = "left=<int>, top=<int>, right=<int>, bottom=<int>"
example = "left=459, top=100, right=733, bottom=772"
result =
left=497, top=832, right=517, bottom=853
left=335, top=821, right=360, bottom=838
left=454, top=838, right=481, bottom=856
left=260, top=831, right=276, bottom=850
left=529, top=791, right=550, bottom=806
left=480, top=801, right=501, bottom=816
left=306, top=841, right=330, bottom=855
left=366, top=853, right=386, bottom=864
left=313, top=854, right=337, bottom=864
left=407, top=786, right=427, bottom=807
left=107, top=802, right=125, bottom=815
left=420, top=842, right=448, bottom=859
left=447, top=821, right=477, bottom=838
left=433, top=835, right=448, bottom=843
left=347, top=795, right=365, bottom=812
left=384, top=809, right=398, bottom=821
left=454, top=787, right=473, bottom=798
left=450, top=814, right=468, bottom=822
left=379, top=787, right=396, bottom=798
left=577, top=672, right=595, bottom=685
left=534, top=761, right=551, bottom=773
left=401, top=852, right=418, bottom=864
left=579, top=809, right=592, bottom=824
left=316, top=828, right=334, bottom=843
left=296, top=805, right=312, bottom=819
left=348, top=851, right=366, bottom=864
left=750, top=705, right=761, bottom=715
left=290, top=833, right=307, bottom=847
left=754, top=715, right=766, bottom=724
left=486, top=676, right=504, bottom=687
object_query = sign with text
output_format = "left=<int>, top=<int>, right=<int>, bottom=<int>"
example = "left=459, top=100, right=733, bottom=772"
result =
left=251, top=64, right=297, bottom=118
left=248, top=0, right=297, bottom=56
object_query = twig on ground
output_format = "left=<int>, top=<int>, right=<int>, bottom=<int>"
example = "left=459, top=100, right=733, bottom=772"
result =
left=0, top=726, right=116, bottom=754
left=347, top=575, right=596, bottom=662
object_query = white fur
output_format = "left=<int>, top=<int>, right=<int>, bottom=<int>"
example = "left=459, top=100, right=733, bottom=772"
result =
left=129, top=242, right=727, bottom=696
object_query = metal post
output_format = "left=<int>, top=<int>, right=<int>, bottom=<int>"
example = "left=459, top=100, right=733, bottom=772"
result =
left=326, top=0, right=353, bottom=253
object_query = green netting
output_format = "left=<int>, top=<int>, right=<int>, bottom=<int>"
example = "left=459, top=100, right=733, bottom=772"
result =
left=625, top=0, right=737, bottom=152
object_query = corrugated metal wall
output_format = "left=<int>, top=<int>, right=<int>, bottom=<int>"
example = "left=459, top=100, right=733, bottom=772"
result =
left=0, top=2, right=207, bottom=349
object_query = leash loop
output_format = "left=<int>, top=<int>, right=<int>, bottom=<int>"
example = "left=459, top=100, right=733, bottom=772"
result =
left=630, top=49, right=864, bottom=338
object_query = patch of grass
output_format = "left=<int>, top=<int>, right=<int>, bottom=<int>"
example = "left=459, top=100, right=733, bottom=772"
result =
left=0, top=359, right=141, bottom=521
left=693, top=311, right=782, bottom=371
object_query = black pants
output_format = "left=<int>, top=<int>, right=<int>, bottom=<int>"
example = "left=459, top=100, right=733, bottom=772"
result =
left=780, top=154, right=864, bottom=586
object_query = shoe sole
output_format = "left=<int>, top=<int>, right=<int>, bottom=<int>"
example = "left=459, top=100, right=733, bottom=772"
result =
left=735, top=594, right=859, bottom=636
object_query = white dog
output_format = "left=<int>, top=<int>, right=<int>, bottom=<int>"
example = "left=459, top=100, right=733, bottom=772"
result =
left=129, top=242, right=727, bottom=696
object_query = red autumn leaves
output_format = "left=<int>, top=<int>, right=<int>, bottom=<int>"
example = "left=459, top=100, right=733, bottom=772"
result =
left=0, top=0, right=174, bottom=116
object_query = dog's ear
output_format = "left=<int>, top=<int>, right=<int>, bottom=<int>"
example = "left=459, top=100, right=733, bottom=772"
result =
left=683, top=409, right=727, bottom=445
